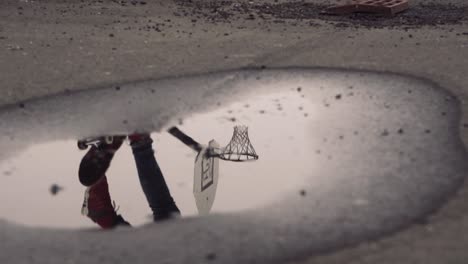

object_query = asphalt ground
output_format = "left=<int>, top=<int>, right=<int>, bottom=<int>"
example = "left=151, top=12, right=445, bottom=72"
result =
left=1, top=1, right=468, bottom=263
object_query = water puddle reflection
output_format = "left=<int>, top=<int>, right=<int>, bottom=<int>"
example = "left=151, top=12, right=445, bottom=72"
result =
left=0, top=69, right=465, bottom=244
left=0, top=91, right=316, bottom=228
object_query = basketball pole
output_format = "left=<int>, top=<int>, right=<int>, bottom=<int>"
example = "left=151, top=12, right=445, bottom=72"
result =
left=167, top=126, right=203, bottom=153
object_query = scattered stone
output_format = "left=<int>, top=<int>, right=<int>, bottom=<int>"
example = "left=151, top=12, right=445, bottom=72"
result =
left=299, top=190, right=307, bottom=196
left=18, top=103, right=25, bottom=108
left=381, top=130, right=389, bottom=136
left=398, top=128, right=404, bottom=134
left=335, top=94, right=342, bottom=100
left=115, top=86, right=121, bottom=91
left=174, top=1, right=468, bottom=29
left=205, top=252, right=216, bottom=261
left=6, top=44, right=23, bottom=51
left=49, top=184, right=63, bottom=196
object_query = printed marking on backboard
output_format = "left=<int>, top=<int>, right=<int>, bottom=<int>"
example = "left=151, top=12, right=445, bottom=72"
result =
left=201, top=154, right=214, bottom=191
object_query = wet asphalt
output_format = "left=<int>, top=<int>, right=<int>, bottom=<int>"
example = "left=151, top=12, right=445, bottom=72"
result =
left=0, top=1, right=468, bottom=264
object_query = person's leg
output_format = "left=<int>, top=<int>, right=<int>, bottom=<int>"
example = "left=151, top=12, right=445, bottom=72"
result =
left=129, top=134, right=180, bottom=221
left=82, top=175, right=131, bottom=229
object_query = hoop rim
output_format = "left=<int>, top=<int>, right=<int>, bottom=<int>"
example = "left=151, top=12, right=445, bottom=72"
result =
left=215, top=152, right=259, bottom=162
left=218, top=156, right=259, bottom=162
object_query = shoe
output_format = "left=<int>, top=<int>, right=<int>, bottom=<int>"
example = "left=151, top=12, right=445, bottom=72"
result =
left=81, top=176, right=130, bottom=229
left=78, top=135, right=126, bottom=187
left=153, top=208, right=181, bottom=222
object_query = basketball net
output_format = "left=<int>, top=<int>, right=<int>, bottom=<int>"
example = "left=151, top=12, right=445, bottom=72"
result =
left=218, top=125, right=258, bottom=162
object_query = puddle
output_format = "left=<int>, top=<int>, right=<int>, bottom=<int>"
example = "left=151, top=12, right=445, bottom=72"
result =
left=0, top=92, right=315, bottom=228
left=0, top=69, right=466, bottom=263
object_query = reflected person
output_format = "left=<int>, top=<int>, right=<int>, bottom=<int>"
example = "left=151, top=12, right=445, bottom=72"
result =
left=78, top=133, right=180, bottom=229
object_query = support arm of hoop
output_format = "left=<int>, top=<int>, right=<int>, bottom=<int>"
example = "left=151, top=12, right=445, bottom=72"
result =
left=167, top=126, right=203, bottom=153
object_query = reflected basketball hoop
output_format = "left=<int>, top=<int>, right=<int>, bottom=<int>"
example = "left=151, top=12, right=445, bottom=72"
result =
left=215, top=125, right=258, bottom=162
left=167, top=125, right=258, bottom=215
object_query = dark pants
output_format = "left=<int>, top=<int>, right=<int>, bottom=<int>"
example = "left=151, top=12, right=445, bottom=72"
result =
left=131, top=138, right=180, bottom=221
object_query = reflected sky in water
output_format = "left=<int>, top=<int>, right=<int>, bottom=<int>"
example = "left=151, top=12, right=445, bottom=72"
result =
left=0, top=91, right=317, bottom=228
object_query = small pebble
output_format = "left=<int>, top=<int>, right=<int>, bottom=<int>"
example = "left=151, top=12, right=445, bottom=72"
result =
left=205, top=253, right=216, bottom=261
left=49, top=184, right=63, bottom=195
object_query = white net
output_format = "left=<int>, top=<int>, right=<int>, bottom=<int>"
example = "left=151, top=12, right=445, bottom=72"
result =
left=218, top=126, right=258, bottom=162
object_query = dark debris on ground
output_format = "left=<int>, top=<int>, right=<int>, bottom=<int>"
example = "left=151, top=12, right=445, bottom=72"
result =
left=175, top=0, right=468, bottom=29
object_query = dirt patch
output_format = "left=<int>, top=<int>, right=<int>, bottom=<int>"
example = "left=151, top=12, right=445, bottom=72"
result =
left=175, top=0, right=468, bottom=29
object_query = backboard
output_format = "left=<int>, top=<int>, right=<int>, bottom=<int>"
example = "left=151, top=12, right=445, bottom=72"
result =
left=193, top=140, right=220, bottom=215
